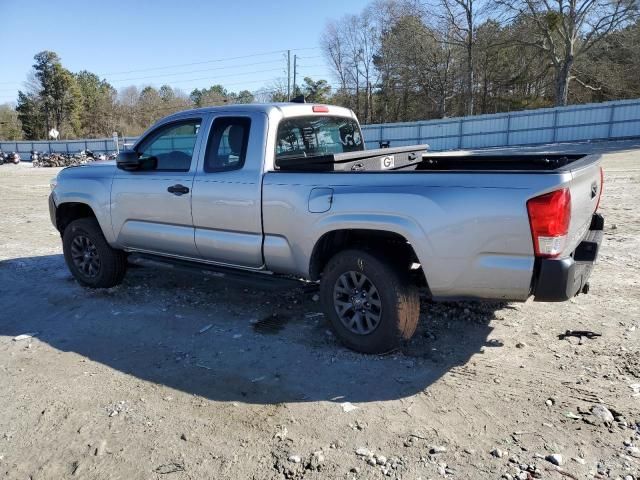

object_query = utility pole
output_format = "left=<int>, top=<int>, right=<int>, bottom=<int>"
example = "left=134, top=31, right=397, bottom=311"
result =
left=293, top=54, right=297, bottom=97
left=287, top=50, right=291, bottom=101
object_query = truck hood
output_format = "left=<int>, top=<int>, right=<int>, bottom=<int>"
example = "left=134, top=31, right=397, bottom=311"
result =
left=57, top=160, right=117, bottom=180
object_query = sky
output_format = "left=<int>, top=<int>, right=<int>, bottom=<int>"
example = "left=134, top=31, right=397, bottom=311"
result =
left=0, top=0, right=372, bottom=104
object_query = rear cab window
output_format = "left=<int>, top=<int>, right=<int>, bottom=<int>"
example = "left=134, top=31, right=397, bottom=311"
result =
left=275, top=116, right=364, bottom=165
left=204, top=117, right=251, bottom=172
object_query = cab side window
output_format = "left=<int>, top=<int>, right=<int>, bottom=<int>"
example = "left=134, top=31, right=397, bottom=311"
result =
left=137, top=120, right=201, bottom=172
left=204, top=117, right=251, bottom=172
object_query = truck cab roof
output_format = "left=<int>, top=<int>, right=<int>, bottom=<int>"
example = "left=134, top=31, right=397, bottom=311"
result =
left=160, top=102, right=357, bottom=123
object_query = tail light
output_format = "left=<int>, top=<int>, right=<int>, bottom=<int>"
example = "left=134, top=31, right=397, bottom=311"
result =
left=527, top=188, right=571, bottom=258
left=312, top=105, right=329, bottom=113
left=595, top=166, right=604, bottom=211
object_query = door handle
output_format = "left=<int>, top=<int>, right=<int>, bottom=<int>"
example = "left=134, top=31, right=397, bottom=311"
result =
left=167, top=184, right=190, bottom=195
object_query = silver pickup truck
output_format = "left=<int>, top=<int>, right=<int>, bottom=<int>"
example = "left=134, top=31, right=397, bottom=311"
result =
left=49, top=103, right=604, bottom=353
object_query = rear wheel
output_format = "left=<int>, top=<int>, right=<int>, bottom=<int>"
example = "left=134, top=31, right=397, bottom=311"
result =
left=320, top=249, right=419, bottom=354
left=63, top=218, right=127, bottom=288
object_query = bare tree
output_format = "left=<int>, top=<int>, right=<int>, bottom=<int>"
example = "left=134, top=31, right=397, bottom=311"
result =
left=499, top=0, right=639, bottom=105
left=321, top=21, right=350, bottom=95
left=253, top=78, right=289, bottom=103
left=322, top=0, right=424, bottom=122
left=428, top=0, right=494, bottom=115
left=378, top=14, right=456, bottom=118
left=116, top=86, right=140, bottom=136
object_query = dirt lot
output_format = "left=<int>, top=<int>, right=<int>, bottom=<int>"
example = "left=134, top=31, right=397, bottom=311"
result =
left=0, top=143, right=639, bottom=480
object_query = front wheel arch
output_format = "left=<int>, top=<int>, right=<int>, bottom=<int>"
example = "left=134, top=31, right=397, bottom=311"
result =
left=56, top=202, right=98, bottom=234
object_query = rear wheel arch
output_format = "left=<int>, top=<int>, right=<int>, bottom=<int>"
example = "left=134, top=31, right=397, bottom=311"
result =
left=309, top=228, right=428, bottom=289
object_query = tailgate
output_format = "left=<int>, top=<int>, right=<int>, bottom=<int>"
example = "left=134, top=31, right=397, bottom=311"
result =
left=564, top=155, right=603, bottom=255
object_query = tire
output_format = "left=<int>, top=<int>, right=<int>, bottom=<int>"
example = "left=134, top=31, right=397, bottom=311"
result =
left=63, top=218, right=127, bottom=288
left=320, top=249, right=420, bottom=354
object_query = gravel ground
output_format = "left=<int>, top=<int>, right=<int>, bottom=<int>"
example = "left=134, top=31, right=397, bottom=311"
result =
left=0, top=142, right=639, bottom=480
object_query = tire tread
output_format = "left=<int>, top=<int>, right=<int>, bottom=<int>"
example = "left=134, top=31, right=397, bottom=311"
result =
left=63, top=218, right=127, bottom=288
left=320, top=249, right=419, bottom=353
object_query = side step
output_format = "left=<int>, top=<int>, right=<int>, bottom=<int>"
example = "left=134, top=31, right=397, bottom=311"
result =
left=128, top=253, right=315, bottom=291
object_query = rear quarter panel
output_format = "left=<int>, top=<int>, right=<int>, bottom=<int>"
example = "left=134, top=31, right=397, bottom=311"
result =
left=262, top=170, right=575, bottom=301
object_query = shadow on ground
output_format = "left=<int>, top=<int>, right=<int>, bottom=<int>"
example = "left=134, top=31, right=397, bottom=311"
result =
left=0, top=254, right=503, bottom=405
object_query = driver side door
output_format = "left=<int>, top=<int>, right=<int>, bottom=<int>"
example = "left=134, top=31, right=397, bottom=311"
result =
left=111, top=117, right=204, bottom=258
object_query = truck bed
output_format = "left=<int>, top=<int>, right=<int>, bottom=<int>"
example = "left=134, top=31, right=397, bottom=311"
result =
left=418, top=153, right=587, bottom=171
left=275, top=146, right=592, bottom=173
left=264, top=148, right=603, bottom=301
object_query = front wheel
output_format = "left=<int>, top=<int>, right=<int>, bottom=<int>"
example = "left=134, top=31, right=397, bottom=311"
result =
left=63, top=218, right=127, bottom=288
left=319, top=249, right=420, bottom=354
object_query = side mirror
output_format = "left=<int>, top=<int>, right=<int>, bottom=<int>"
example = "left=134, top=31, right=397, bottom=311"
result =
left=116, top=150, right=157, bottom=171
left=116, top=150, right=141, bottom=171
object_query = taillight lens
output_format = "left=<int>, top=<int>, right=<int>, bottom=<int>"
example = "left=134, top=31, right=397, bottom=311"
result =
left=312, top=105, right=329, bottom=113
left=527, top=188, right=571, bottom=258
left=595, top=166, right=604, bottom=211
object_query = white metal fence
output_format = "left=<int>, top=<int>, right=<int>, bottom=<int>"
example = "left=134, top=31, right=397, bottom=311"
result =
left=2, top=98, right=640, bottom=155
left=0, top=137, right=137, bottom=156
left=360, top=98, right=640, bottom=150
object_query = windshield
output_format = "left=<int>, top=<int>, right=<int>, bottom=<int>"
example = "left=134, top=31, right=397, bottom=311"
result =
left=275, top=116, right=364, bottom=161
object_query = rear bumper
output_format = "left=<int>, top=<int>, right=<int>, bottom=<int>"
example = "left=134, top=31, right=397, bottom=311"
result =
left=532, top=213, right=604, bottom=302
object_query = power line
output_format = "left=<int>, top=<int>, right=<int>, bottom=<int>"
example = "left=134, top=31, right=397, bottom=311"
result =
left=119, top=65, right=325, bottom=88
left=178, top=77, right=288, bottom=89
left=99, top=47, right=320, bottom=76
left=0, top=65, right=328, bottom=94
left=1, top=83, right=426, bottom=101
left=111, top=67, right=287, bottom=86
left=0, top=47, right=322, bottom=86
left=104, top=59, right=287, bottom=83
left=255, top=83, right=420, bottom=94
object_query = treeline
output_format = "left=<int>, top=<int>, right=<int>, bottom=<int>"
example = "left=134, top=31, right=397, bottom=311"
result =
left=5, top=51, right=261, bottom=141
left=0, top=51, right=333, bottom=141
left=322, top=0, right=640, bottom=123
